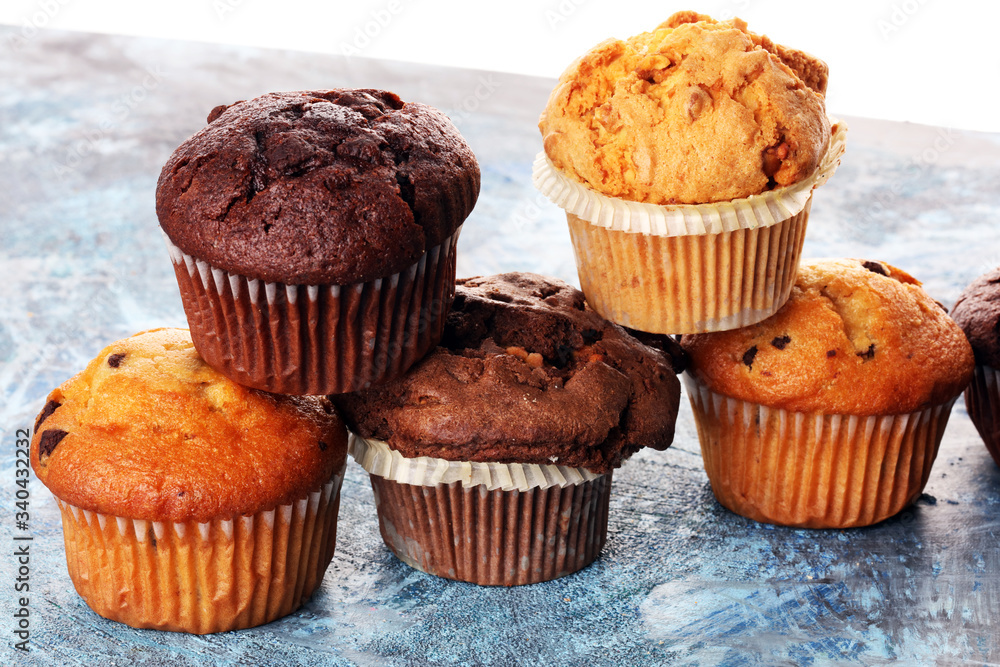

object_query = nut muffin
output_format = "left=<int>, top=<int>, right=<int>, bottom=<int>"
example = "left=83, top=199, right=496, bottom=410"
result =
left=534, top=11, right=844, bottom=333
left=951, top=267, right=1000, bottom=467
left=31, top=328, right=349, bottom=633
left=334, top=272, right=683, bottom=585
left=157, top=89, right=480, bottom=394
left=682, top=259, right=974, bottom=528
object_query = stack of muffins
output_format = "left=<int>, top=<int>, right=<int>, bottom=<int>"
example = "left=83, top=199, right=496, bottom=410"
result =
left=30, top=10, right=987, bottom=636
left=31, top=86, right=686, bottom=631
left=532, top=11, right=975, bottom=529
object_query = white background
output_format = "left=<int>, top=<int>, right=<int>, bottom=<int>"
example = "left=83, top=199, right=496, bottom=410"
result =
left=2, top=0, right=999, bottom=133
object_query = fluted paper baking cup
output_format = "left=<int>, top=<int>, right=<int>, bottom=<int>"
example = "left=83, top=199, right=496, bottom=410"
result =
left=684, top=375, right=954, bottom=529
left=533, top=120, right=846, bottom=236
left=164, top=228, right=460, bottom=395
left=54, top=469, right=344, bottom=634
left=349, top=433, right=602, bottom=491
left=964, top=364, right=1000, bottom=467
left=535, top=122, right=845, bottom=335
left=350, top=435, right=610, bottom=585
left=566, top=203, right=808, bottom=333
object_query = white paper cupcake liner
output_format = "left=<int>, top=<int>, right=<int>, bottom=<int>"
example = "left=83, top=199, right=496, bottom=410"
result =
left=684, top=374, right=954, bottom=528
left=349, top=434, right=610, bottom=585
left=964, top=364, right=1000, bottom=467
left=55, top=469, right=344, bottom=634
left=349, top=433, right=603, bottom=491
left=533, top=122, right=845, bottom=335
left=565, top=203, right=809, bottom=333
left=533, top=120, right=847, bottom=236
left=163, top=228, right=460, bottom=395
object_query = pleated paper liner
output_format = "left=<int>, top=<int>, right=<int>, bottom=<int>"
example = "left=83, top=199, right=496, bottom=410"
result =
left=684, top=375, right=955, bottom=529
left=533, top=121, right=847, bottom=334
left=965, top=364, right=1000, bottom=467
left=350, top=434, right=611, bottom=586
left=163, top=228, right=461, bottom=395
left=566, top=203, right=808, bottom=332
left=55, top=468, right=344, bottom=634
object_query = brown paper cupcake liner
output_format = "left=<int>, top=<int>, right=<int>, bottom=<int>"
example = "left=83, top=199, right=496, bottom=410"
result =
left=684, top=375, right=954, bottom=528
left=964, top=364, right=1000, bottom=467
left=566, top=202, right=808, bottom=333
left=350, top=435, right=610, bottom=586
left=55, top=469, right=344, bottom=634
left=164, top=228, right=461, bottom=395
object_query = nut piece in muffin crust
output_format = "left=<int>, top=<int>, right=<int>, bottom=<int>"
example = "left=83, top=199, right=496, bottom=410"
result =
left=31, top=328, right=347, bottom=523
left=682, top=258, right=974, bottom=415
left=539, top=11, right=831, bottom=204
left=333, top=272, right=684, bottom=474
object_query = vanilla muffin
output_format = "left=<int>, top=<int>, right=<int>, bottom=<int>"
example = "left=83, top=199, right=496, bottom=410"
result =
left=681, top=259, right=974, bottom=528
left=540, top=11, right=830, bottom=204
left=158, top=89, right=480, bottom=394
left=951, top=267, right=1000, bottom=467
left=31, top=328, right=348, bottom=633
left=334, top=273, right=683, bottom=585
left=534, top=11, right=844, bottom=333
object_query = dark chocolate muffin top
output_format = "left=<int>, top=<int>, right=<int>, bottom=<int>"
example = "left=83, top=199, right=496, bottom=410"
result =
left=333, top=272, right=683, bottom=474
left=952, top=267, right=1000, bottom=368
left=156, top=89, right=480, bottom=284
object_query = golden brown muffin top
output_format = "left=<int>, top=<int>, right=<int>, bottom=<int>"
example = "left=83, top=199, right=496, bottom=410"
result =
left=31, top=328, right=347, bottom=522
left=682, top=259, right=975, bottom=415
left=539, top=11, right=831, bottom=204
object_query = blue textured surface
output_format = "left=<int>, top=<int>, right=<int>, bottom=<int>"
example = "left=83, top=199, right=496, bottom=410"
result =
left=2, top=28, right=1000, bottom=666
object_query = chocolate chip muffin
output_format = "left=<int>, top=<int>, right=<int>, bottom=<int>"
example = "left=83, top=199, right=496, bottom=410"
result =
left=951, top=267, right=1000, bottom=467
left=157, top=89, right=480, bottom=394
left=681, top=259, right=974, bottom=528
left=31, top=328, right=348, bottom=633
left=334, top=272, right=683, bottom=585
left=533, top=12, right=845, bottom=334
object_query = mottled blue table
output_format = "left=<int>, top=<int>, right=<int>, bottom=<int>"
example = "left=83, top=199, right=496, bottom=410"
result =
left=2, top=28, right=999, bottom=666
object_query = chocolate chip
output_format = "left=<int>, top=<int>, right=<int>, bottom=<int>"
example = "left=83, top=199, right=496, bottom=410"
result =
left=581, top=328, right=601, bottom=344
left=39, top=429, right=69, bottom=457
left=771, top=335, right=791, bottom=350
left=742, top=346, right=758, bottom=370
left=34, top=400, right=61, bottom=432
left=826, top=350, right=837, bottom=358
left=862, top=261, right=888, bottom=276
left=857, top=344, right=876, bottom=361
left=318, top=441, right=328, bottom=451
left=107, top=353, right=126, bottom=368
left=207, top=103, right=232, bottom=124
left=554, top=344, right=574, bottom=368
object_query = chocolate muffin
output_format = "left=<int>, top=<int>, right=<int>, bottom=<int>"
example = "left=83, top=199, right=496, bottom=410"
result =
left=31, top=328, right=348, bottom=633
left=334, top=272, right=682, bottom=585
left=951, top=267, right=1000, bottom=466
left=682, top=259, right=974, bottom=528
left=157, top=89, right=480, bottom=394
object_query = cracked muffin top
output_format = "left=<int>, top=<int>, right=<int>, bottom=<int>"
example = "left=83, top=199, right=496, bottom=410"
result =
left=332, top=273, right=684, bottom=474
left=157, top=89, right=480, bottom=285
left=951, top=267, right=1000, bottom=369
left=30, top=328, right=348, bottom=522
left=538, top=11, right=831, bottom=205
left=681, top=259, right=974, bottom=415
